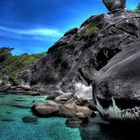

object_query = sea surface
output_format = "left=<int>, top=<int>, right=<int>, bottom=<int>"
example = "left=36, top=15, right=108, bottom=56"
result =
left=0, top=94, right=80, bottom=140
left=0, top=94, right=140, bottom=140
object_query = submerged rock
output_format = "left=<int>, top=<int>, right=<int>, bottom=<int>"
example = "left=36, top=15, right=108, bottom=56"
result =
left=65, top=116, right=89, bottom=128
left=65, top=117, right=83, bottom=128
left=22, top=116, right=38, bottom=123
left=10, top=104, right=30, bottom=109
left=1, top=118, right=14, bottom=122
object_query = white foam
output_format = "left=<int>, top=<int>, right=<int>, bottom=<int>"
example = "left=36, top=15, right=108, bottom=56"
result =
left=75, top=82, right=92, bottom=100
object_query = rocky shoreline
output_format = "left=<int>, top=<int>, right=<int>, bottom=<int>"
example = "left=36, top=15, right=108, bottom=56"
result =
left=31, top=92, right=97, bottom=127
left=0, top=90, right=97, bottom=127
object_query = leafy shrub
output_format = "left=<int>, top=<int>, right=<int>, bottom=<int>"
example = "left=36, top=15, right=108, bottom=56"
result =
left=84, top=25, right=99, bottom=37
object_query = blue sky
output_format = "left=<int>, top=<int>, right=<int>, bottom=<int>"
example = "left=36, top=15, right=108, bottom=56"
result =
left=0, top=0, right=139, bottom=55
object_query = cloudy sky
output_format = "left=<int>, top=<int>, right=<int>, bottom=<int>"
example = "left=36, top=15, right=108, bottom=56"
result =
left=0, top=0, right=139, bottom=55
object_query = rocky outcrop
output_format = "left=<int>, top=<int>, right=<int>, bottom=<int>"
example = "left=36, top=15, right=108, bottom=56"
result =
left=23, top=9, right=140, bottom=98
left=27, top=0, right=140, bottom=121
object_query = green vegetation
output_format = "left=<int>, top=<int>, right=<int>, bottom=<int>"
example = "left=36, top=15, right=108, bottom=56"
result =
left=0, top=47, right=46, bottom=86
left=84, top=25, right=99, bottom=37
left=132, top=3, right=140, bottom=14
left=135, top=3, right=140, bottom=13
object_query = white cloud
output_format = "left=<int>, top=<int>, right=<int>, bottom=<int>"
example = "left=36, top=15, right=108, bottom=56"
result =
left=0, top=25, right=63, bottom=39
left=17, top=28, right=63, bottom=38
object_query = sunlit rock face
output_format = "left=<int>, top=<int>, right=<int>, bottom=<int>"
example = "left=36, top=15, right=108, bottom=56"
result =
left=103, top=0, right=126, bottom=12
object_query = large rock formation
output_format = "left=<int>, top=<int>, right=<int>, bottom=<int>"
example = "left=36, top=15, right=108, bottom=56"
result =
left=93, top=41, right=140, bottom=121
left=23, top=1, right=140, bottom=121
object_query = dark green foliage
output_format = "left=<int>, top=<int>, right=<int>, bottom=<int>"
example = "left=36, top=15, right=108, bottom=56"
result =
left=0, top=47, right=14, bottom=54
left=135, top=3, right=140, bottom=13
left=0, top=47, right=14, bottom=63
left=133, top=3, right=140, bottom=14
left=0, top=47, right=46, bottom=86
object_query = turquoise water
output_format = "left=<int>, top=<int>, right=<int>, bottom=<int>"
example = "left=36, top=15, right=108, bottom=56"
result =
left=0, top=94, right=81, bottom=140
left=1, top=94, right=140, bottom=140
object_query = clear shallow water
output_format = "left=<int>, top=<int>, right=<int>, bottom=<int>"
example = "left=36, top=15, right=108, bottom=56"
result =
left=1, top=94, right=140, bottom=140
left=0, top=94, right=81, bottom=140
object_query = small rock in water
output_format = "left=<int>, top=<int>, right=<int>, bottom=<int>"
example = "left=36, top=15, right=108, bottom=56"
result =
left=5, top=112, right=12, bottom=114
left=13, top=99, right=27, bottom=102
left=22, top=116, right=38, bottom=123
left=0, top=95, right=4, bottom=97
left=1, top=118, right=14, bottom=122
left=32, top=100, right=35, bottom=103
